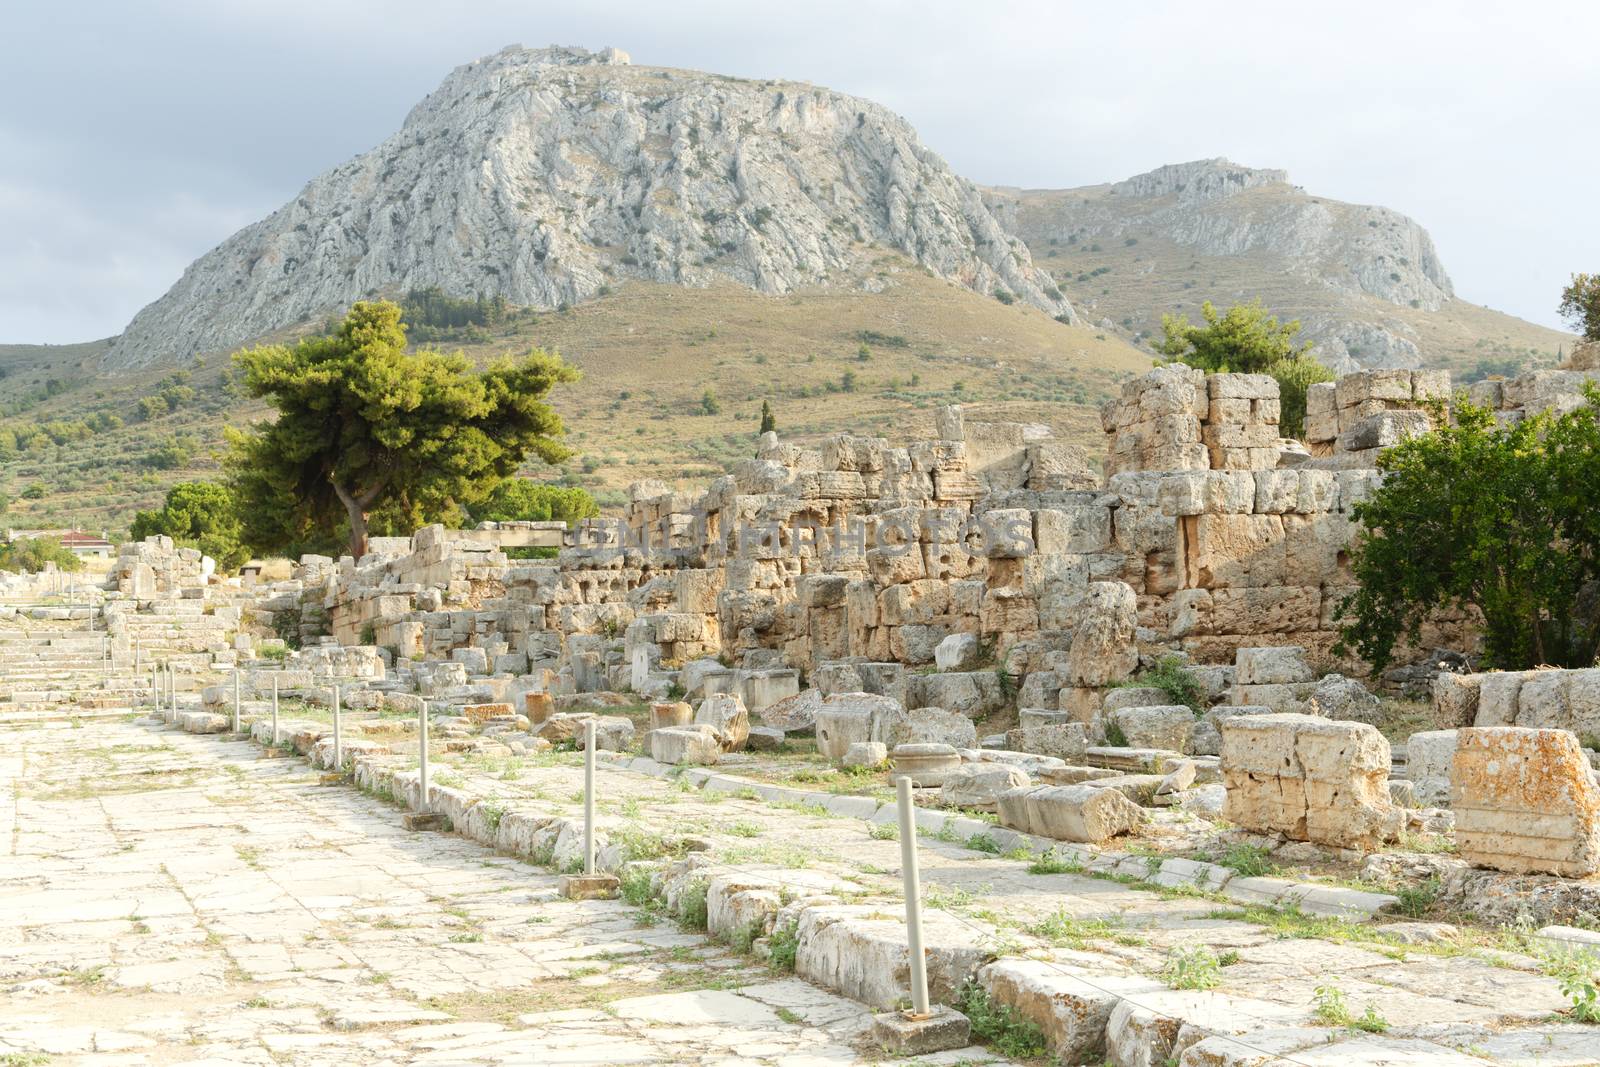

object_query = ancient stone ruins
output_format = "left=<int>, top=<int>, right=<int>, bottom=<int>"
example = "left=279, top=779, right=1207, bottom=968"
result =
left=7, top=348, right=1600, bottom=1065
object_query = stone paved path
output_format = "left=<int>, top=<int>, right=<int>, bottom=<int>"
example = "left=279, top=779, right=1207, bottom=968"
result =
left=0, top=718, right=1012, bottom=1066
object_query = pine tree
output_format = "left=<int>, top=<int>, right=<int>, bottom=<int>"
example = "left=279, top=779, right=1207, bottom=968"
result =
left=758, top=400, right=777, bottom=434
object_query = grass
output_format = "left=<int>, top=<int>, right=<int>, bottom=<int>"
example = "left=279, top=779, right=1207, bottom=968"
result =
left=1029, top=908, right=1144, bottom=949
left=1211, top=842, right=1277, bottom=878
left=1027, top=847, right=1085, bottom=875
left=1392, top=877, right=1440, bottom=918
left=768, top=921, right=799, bottom=971
left=0, top=270, right=1147, bottom=535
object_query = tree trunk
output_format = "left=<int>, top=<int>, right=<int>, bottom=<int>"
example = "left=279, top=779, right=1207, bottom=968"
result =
left=330, top=477, right=374, bottom=560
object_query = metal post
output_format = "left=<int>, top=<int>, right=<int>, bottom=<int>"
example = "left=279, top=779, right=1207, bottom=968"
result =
left=417, top=701, right=431, bottom=813
left=232, top=669, right=241, bottom=734
left=270, top=674, right=280, bottom=746
left=151, top=664, right=159, bottom=712
left=331, top=684, right=342, bottom=773
left=583, top=719, right=597, bottom=876
left=895, top=775, right=932, bottom=1019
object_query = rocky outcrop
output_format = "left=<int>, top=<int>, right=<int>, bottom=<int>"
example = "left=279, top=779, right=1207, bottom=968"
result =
left=104, top=44, right=1073, bottom=368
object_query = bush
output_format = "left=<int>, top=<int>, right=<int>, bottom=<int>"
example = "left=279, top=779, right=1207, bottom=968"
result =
left=1268, top=354, right=1336, bottom=439
left=1337, top=392, right=1600, bottom=670
left=129, top=481, right=248, bottom=570
left=0, top=536, right=83, bottom=574
left=956, top=981, right=1047, bottom=1058
left=993, top=288, right=1015, bottom=305
left=1114, top=654, right=1205, bottom=713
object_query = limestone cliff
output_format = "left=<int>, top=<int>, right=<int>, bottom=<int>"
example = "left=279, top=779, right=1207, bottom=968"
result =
left=988, top=159, right=1467, bottom=372
left=103, top=45, right=1073, bottom=369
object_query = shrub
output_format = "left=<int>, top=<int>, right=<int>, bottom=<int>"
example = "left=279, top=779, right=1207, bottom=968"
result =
left=767, top=921, right=799, bottom=971
left=0, top=536, right=83, bottom=574
left=956, top=980, right=1047, bottom=1058
left=1336, top=392, right=1600, bottom=671
left=993, top=288, right=1015, bottom=305
left=1115, top=654, right=1205, bottom=713
left=1393, top=877, right=1439, bottom=918
left=1214, top=842, right=1276, bottom=878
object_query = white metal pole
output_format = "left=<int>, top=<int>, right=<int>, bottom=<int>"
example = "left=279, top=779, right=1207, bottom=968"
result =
left=151, top=664, right=159, bottom=712
left=271, top=674, right=280, bottom=746
left=331, top=683, right=342, bottom=773
left=895, top=775, right=932, bottom=1018
left=232, top=670, right=241, bottom=733
left=583, top=719, right=597, bottom=876
left=418, top=701, right=431, bottom=813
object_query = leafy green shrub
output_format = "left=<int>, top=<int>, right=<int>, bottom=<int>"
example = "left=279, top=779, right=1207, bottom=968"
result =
left=619, top=867, right=656, bottom=907
left=1114, top=654, right=1205, bottom=713
left=0, top=536, right=83, bottom=574
left=677, top=879, right=709, bottom=932
left=1027, top=848, right=1084, bottom=875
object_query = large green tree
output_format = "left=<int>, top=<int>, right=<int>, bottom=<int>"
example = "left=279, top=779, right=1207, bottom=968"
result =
left=0, top=537, right=82, bottom=574
left=1336, top=392, right=1600, bottom=671
left=227, top=301, right=578, bottom=558
left=1156, top=299, right=1335, bottom=438
left=129, top=481, right=248, bottom=570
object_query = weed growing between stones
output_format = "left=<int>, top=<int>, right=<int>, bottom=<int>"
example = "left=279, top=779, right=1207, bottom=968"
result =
left=1312, top=983, right=1389, bottom=1032
left=677, top=879, right=709, bottom=932
left=966, top=832, right=1001, bottom=854
left=1027, top=847, right=1084, bottom=875
left=1029, top=908, right=1143, bottom=949
left=1212, top=842, right=1277, bottom=878
left=867, top=822, right=898, bottom=840
left=955, top=980, right=1047, bottom=1059
left=1162, top=945, right=1222, bottom=990
left=1393, top=876, right=1441, bottom=918
left=767, top=921, right=799, bottom=971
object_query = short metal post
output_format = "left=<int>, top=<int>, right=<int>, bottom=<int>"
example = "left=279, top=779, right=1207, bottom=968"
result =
left=270, top=674, right=280, bottom=746
left=151, top=664, right=159, bottom=712
left=583, top=719, right=597, bottom=876
left=895, top=775, right=932, bottom=1018
left=232, top=670, right=241, bottom=733
left=417, top=702, right=431, bottom=812
left=331, top=684, right=343, bottom=773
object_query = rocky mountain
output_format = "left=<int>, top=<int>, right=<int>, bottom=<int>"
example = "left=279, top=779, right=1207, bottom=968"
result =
left=985, top=159, right=1560, bottom=374
left=103, top=45, right=1072, bottom=369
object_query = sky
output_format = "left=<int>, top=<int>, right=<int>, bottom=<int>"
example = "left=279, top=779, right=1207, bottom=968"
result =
left=3, top=0, right=1594, bottom=344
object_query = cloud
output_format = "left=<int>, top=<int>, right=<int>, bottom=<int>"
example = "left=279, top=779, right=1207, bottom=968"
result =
left=1, top=0, right=1594, bottom=341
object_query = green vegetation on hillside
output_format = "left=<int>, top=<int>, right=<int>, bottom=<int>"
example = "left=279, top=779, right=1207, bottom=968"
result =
left=227, top=301, right=578, bottom=558
left=1337, top=391, right=1600, bottom=670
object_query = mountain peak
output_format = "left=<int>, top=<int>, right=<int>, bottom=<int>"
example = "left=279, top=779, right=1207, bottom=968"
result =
left=102, top=45, right=1070, bottom=369
left=1108, top=158, right=1289, bottom=202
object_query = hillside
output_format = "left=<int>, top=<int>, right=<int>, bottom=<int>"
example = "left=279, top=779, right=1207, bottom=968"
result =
left=103, top=44, right=1071, bottom=369
left=986, top=160, right=1572, bottom=375
left=0, top=266, right=1148, bottom=535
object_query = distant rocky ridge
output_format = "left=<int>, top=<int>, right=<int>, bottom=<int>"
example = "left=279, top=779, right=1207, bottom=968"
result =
left=988, top=159, right=1462, bottom=371
left=102, top=45, right=1072, bottom=369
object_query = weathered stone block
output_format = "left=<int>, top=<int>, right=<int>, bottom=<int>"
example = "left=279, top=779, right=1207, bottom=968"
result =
left=1220, top=713, right=1400, bottom=849
left=1452, top=726, right=1600, bottom=877
left=997, top=784, right=1144, bottom=843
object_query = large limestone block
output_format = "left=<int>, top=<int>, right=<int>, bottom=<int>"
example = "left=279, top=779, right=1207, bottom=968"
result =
left=1109, top=705, right=1195, bottom=753
left=649, top=725, right=721, bottom=766
left=1066, top=582, right=1138, bottom=687
left=941, top=764, right=1031, bottom=811
left=1220, top=713, right=1400, bottom=849
left=760, top=688, right=823, bottom=733
left=694, top=693, right=750, bottom=752
left=1406, top=729, right=1457, bottom=808
left=1234, top=646, right=1312, bottom=685
left=881, top=706, right=978, bottom=749
left=814, top=692, right=899, bottom=760
left=1432, top=672, right=1481, bottom=729
left=997, top=784, right=1144, bottom=843
left=1452, top=726, right=1600, bottom=877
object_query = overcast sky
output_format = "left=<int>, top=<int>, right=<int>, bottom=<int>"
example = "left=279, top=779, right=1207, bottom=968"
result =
left=3, top=0, right=1594, bottom=343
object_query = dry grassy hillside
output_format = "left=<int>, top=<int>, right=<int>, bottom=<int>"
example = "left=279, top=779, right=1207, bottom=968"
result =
left=0, top=261, right=1150, bottom=534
